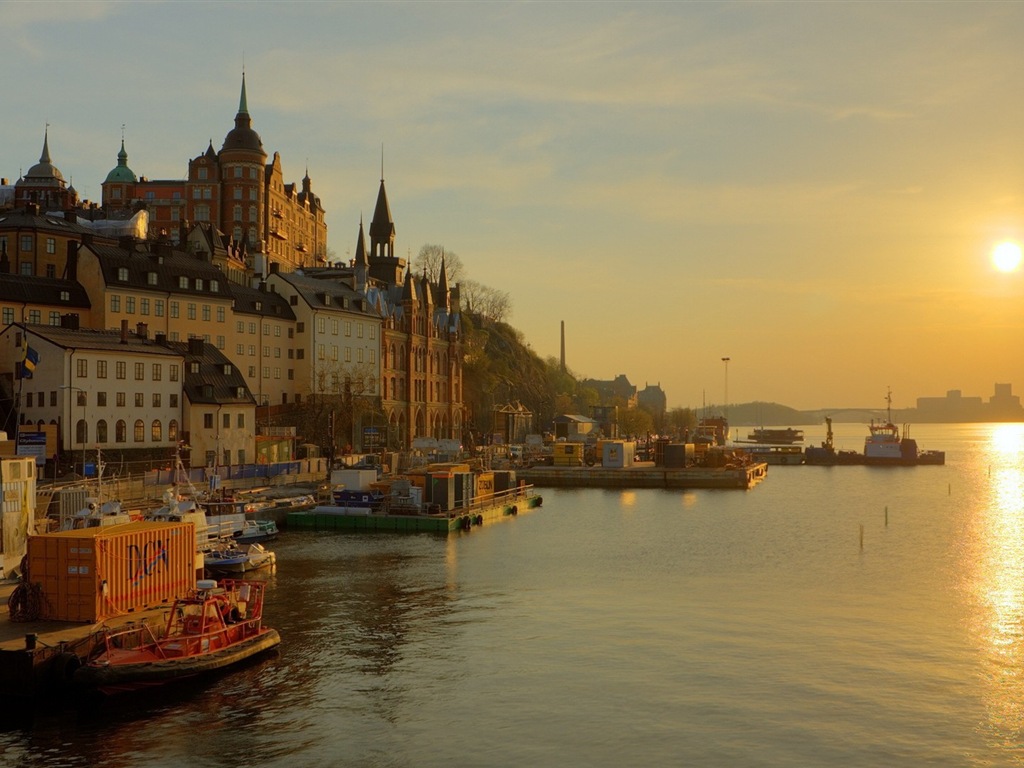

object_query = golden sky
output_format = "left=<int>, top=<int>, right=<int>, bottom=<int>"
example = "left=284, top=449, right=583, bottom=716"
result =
left=3, top=1, right=1023, bottom=410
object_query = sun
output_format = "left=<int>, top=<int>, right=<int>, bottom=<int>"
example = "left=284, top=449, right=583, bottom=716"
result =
left=992, top=241, right=1023, bottom=273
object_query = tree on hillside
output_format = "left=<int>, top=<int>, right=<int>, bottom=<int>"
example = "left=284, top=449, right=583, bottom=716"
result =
left=415, top=244, right=465, bottom=284
left=461, top=279, right=511, bottom=323
left=618, top=406, right=654, bottom=438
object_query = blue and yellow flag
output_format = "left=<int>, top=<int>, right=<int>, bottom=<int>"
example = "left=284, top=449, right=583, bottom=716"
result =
left=22, top=345, right=39, bottom=379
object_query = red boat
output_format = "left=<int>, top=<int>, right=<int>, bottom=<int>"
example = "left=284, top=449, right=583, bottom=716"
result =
left=74, top=579, right=280, bottom=695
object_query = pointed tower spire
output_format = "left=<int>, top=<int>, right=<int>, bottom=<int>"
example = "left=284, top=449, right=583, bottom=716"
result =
left=354, top=215, right=369, bottom=267
left=239, top=72, right=249, bottom=115
left=40, top=125, right=52, bottom=164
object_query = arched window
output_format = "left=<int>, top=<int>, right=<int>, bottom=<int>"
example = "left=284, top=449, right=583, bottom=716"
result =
left=96, top=420, right=108, bottom=443
left=168, top=420, right=178, bottom=442
left=116, top=420, right=127, bottom=443
left=76, top=419, right=88, bottom=445
left=134, top=419, right=145, bottom=442
left=151, top=420, right=162, bottom=442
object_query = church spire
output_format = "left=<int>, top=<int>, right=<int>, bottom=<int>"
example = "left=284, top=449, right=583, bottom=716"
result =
left=239, top=72, right=249, bottom=115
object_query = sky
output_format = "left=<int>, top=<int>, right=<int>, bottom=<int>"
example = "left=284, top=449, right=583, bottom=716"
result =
left=3, top=1, right=1023, bottom=412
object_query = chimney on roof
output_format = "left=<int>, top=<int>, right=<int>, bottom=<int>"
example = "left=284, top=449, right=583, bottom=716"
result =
left=136, top=322, right=148, bottom=340
left=120, top=319, right=129, bottom=344
left=0, top=241, right=8, bottom=274
left=155, top=332, right=167, bottom=346
left=269, top=262, right=279, bottom=274
left=188, top=337, right=204, bottom=355
left=66, top=241, right=78, bottom=281
left=60, top=314, right=80, bottom=330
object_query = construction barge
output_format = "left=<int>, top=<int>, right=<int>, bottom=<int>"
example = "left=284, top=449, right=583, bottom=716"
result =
left=518, top=463, right=767, bottom=490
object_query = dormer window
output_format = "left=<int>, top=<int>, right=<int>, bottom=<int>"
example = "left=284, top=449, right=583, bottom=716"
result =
left=236, top=387, right=245, bottom=398
left=117, top=267, right=129, bottom=281
left=203, top=384, right=214, bottom=398
left=196, top=278, right=204, bottom=291
left=254, top=301, right=262, bottom=312
left=148, top=272, right=158, bottom=286
left=60, top=290, right=70, bottom=302
left=190, top=362, right=200, bottom=374
left=210, top=280, right=219, bottom=293
left=179, top=276, right=189, bottom=289
left=222, top=364, right=233, bottom=375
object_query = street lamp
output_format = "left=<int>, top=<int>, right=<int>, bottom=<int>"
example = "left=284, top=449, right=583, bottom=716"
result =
left=721, top=357, right=730, bottom=423
left=60, top=384, right=86, bottom=476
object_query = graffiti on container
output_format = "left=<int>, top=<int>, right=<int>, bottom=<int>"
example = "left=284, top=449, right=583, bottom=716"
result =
left=128, top=539, right=170, bottom=586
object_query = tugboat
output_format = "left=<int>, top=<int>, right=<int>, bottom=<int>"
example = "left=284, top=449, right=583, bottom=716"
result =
left=73, top=579, right=280, bottom=695
left=863, top=390, right=945, bottom=466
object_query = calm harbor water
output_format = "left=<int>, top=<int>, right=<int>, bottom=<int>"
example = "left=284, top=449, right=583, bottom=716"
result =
left=3, top=422, right=1024, bottom=767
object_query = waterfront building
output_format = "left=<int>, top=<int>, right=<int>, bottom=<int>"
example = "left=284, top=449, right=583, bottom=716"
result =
left=0, top=321, right=184, bottom=470
left=637, top=382, right=667, bottom=418
left=581, top=374, right=638, bottom=409
left=0, top=266, right=93, bottom=331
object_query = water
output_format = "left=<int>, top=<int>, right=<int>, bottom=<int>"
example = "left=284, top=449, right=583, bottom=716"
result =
left=3, top=422, right=1024, bottom=767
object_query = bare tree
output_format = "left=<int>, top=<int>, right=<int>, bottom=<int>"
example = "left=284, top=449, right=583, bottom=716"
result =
left=461, top=279, right=511, bottom=323
left=415, top=244, right=465, bottom=283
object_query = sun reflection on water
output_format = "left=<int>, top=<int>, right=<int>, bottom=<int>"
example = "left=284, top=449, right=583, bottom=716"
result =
left=972, top=424, right=1024, bottom=743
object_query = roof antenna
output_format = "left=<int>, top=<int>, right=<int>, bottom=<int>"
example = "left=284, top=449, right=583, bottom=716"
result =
left=381, top=143, right=384, bottom=181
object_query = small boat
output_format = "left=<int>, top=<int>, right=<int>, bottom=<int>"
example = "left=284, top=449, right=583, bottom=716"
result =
left=73, top=579, right=280, bottom=695
left=744, top=427, right=804, bottom=445
left=233, top=519, right=279, bottom=544
left=204, top=542, right=277, bottom=575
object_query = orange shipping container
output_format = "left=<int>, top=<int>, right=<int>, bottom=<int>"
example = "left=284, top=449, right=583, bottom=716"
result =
left=27, top=521, right=197, bottom=623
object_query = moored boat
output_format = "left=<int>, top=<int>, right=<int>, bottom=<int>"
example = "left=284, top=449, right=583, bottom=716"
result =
left=744, top=427, right=804, bottom=445
left=73, top=579, right=280, bottom=695
left=233, top=519, right=279, bottom=544
left=204, top=542, right=276, bottom=575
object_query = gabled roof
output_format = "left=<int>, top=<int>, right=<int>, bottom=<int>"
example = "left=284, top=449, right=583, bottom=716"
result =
left=0, top=208, right=113, bottom=238
left=272, top=269, right=375, bottom=316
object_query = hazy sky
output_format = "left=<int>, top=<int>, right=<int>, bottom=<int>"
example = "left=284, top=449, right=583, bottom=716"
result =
left=3, top=1, right=1023, bottom=411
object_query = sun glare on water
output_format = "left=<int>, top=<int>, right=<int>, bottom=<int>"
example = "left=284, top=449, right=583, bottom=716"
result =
left=992, top=241, right=1023, bottom=273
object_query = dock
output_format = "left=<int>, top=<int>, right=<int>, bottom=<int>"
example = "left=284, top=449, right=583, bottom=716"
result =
left=0, top=582, right=174, bottom=701
left=517, top=462, right=767, bottom=490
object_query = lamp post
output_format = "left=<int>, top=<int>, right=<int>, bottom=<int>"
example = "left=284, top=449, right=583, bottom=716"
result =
left=61, top=385, right=86, bottom=476
left=721, top=357, right=730, bottom=423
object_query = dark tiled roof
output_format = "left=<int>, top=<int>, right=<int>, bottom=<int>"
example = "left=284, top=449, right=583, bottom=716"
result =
left=164, top=338, right=255, bottom=406
left=83, top=242, right=233, bottom=299
left=274, top=270, right=375, bottom=316
left=0, top=274, right=90, bottom=308
left=14, top=322, right=183, bottom=357
left=0, top=208, right=111, bottom=238
left=230, top=282, right=295, bottom=321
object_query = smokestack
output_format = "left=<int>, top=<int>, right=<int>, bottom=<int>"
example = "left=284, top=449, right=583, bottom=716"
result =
left=560, top=321, right=566, bottom=374
left=120, top=319, right=129, bottom=344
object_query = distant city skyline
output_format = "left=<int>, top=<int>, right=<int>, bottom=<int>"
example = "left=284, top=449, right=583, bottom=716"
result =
left=3, top=2, right=1023, bottom=410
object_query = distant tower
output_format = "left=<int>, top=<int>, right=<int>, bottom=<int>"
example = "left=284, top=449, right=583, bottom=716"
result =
left=560, top=321, right=566, bottom=374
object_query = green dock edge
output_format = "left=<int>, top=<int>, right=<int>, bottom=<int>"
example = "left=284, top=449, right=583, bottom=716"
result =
left=286, top=493, right=544, bottom=534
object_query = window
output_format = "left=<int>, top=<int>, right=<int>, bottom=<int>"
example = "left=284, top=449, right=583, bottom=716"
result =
left=110, top=295, right=120, bottom=312
left=238, top=449, right=246, bottom=465
left=223, top=413, right=230, bottom=429
left=151, top=421, right=162, bottom=442
left=135, top=393, right=144, bottom=407
left=169, top=365, right=179, bottom=382
left=155, top=300, right=165, bottom=317
left=195, top=205, right=209, bottom=221
left=77, top=359, right=88, bottom=378
left=20, top=262, right=32, bottom=276
left=198, top=167, right=208, bottom=181
left=20, top=235, right=32, bottom=252
left=152, top=363, right=161, bottom=381
left=46, top=238, right=55, bottom=254
left=234, top=167, right=242, bottom=179
left=141, top=298, right=150, bottom=315
left=126, top=297, right=135, bottom=314
left=134, top=362, right=144, bottom=380
left=233, top=205, right=242, bottom=222
left=117, top=267, right=128, bottom=281
left=204, top=413, right=214, bottom=429
left=170, top=394, right=178, bottom=408
left=168, top=420, right=178, bottom=441
left=216, top=307, right=225, bottom=322
left=234, top=188, right=242, bottom=200
left=148, top=272, right=158, bottom=286
left=236, top=321, right=244, bottom=333
left=170, top=302, right=179, bottom=318
left=2, top=308, right=12, bottom=324
left=96, top=420, right=108, bottom=443
left=134, top=420, right=145, bottom=442
left=345, top=321, right=351, bottom=337
left=153, top=393, right=161, bottom=408
left=97, top=361, right=107, bottom=379
left=196, top=279, right=204, bottom=292
left=217, top=336, right=225, bottom=349
left=116, top=392, right=125, bottom=407
left=236, top=344, right=244, bottom=356
left=116, top=420, right=127, bottom=442
left=248, top=322, right=256, bottom=335
left=28, top=310, right=40, bottom=323
left=97, top=392, right=106, bottom=407
left=237, top=414, right=245, bottom=428
left=178, top=277, right=189, bottom=289
left=249, top=206, right=257, bottom=223
left=76, top=419, right=88, bottom=445
left=202, top=305, right=210, bottom=321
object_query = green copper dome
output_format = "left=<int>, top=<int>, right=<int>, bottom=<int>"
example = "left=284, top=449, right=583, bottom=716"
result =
left=104, top=139, right=138, bottom=183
